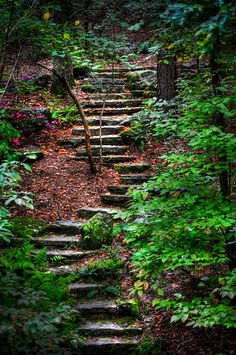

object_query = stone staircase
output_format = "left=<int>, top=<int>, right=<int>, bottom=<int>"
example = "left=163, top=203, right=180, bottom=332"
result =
left=34, top=66, right=157, bottom=353
left=33, top=220, right=143, bottom=354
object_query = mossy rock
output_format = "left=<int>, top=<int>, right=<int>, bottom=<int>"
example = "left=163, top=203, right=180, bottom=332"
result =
left=81, top=212, right=113, bottom=250
left=81, top=258, right=124, bottom=279
left=9, top=217, right=46, bottom=238
left=126, top=70, right=157, bottom=91
left=117, top=298, right=141, bottom=319
left=80, top=84, right=96, bottom=92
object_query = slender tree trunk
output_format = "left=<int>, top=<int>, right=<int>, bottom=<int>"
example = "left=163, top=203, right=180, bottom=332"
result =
left=157, top=56, right=177, bottom=100
left=210, top=37, right=230, bottom=196
left=37, top=63, right=97, bottom=174
left=0, top=0, right=15, bottom=83
left=64, top=81, right=97, bottom=174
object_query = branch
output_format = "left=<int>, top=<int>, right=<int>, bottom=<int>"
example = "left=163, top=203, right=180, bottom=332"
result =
left=37, top=62, right=97, bottom=174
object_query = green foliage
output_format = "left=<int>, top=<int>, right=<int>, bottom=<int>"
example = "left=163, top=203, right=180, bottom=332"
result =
left=0, top=159, right=33, bottom=210
left=9, top=217, right=46, bottom=239
left=79, top=258, right=124, bottom=280
left=0, top=238, right=82, bottom=353
left=0, top=109, right=20, bottom=160
left=117, top=0, right=236, bottom=330
left=0, top=271, right=82, bottom=354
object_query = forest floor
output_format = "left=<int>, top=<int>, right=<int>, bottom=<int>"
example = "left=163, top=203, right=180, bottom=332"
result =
left=6, top=57, right=235, bottom=354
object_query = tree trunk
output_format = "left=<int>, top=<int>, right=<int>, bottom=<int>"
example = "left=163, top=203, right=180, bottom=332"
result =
left=157, top=56, right=177, bottom=101
left=38, top=62, right=96, bottom=174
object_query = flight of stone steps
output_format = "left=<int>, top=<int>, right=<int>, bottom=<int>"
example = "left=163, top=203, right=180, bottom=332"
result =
left=32, top=219, right=143, bottom=354
left=33, top=66, right=157, bottom=353
left=59, top=65, right=155, bottom=208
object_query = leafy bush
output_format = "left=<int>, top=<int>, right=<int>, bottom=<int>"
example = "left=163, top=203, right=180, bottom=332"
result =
left=0, top=241, right=82, bottom=354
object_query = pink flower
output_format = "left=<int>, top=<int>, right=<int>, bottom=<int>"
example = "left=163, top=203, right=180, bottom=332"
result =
left=10, top=113, right=15, bottom=118
left=12, top=138, right=20, bottom=146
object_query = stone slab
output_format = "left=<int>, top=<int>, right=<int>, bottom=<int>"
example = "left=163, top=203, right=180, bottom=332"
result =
left=46, top=220, right=83, bottom=234
left=78, top=207, right=120, bottom=219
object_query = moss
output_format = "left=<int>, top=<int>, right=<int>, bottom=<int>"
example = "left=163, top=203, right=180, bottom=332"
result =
left=81, top=258, right=124, bottom=280
left=9, top=217, right=46, bottom=238
left=134, top=336, right=165, bottom=355
left=81, top=212, right=113, bottom=250
left=80, top=84, right=96, bottom=92
left=117, top=298, right=141, bottom=319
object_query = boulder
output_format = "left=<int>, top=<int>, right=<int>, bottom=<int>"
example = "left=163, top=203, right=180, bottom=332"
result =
left=31, top=73, right=51, bottom=89
left=126, top=69, right=157, bottom=91
left=51, top=55, right=75, bottom=95
left=81, top=212, right=113, bottom=250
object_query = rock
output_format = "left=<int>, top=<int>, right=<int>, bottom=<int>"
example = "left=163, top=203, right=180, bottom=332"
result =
left=73, top=66, right=91, bottom=79
left=81, top=212, right=113, bottom=249
left=31, top=73, right=51, bottom=89
left=8, top=108, right=52, bottom=138
left=51, top=55, right=75, bottom=95
left=20, top=145, right=44, bottom=162
left=126, top=69, right=157, bottom=91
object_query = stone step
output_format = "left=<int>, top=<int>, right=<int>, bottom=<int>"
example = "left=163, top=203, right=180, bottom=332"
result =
left=82, top=84, right=125, bottom=93
left=115, top=163, right=151, bottom=174
left=35, top=249, right=97, bottom=263
left=93, top=72, right=126, bottom=78
left=79, top=321, right=142, bottom=336
left=76, top=145, right=127, bottom=157
left=32, top=235, right=82, bottom=248
left=101, top=194, right=132, bottom=207
left=107, top=185, right=132, bottom=194
left=76, top=300, right=117, bottom=316
left=81, top=99, right=143, bottom=109
left=83, top=337, right=140, bottom=354
left=72, top=125, right=124, bottom=136
left=46, top=220, right=83, bottom=234
left=78, top=207, right=120, bottom=219
left=83, top=77, right=125, bottom=85
left=76, top=116, right=131, bottom=126
left=120, top=174, right=152, bottom=185
left=49, top=265, right=77, bottom=275
left=100, top=66, right=156, bottom=73
left=69, top=283, right=101, bottom=297
left=88, top=93, right=132, bottom=99
left=59, top=135, right=123, bottom=147
left=84, top=107, right=141, bottom=116
left=75, top=155, right=136, bottom=164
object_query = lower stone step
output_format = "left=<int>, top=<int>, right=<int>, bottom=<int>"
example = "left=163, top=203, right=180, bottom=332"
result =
left=79, top=321, right=142, bottom=336
left=35, top=249, right=97, bottom=263
left=49, top=264, right=77, bottom=275
left=46, top=220, right=83, bottom=234
left=81, top=99, right=143, bottom=109
left=76, top=300, right=117, bottom=316
left=32, top=235, right=82, bottom=248
left=76, top=116, right=131, bottom=126
left=78, top=207, right=120, bottom=219
left=101, top=194, right=132, bottom=207
left=115, top=163, right=151, bottom=174
left=83, top=337, right=140, bottom=354
left=75, top=155, right=136, bottom=164
left=120, top=174, right=152, bottom=185
left=69, top=283, right=100, bottom=297
left=84, top=107, right=141, bottom=116
left=72, top=125, right=123, bottom=136
left=88, top=93, right=132, bottom=99
left=76, top=145, right=127, bottom=156
left=58, top=135, right=123, bottom=147
left=107, top=185, right=133, bottom=194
